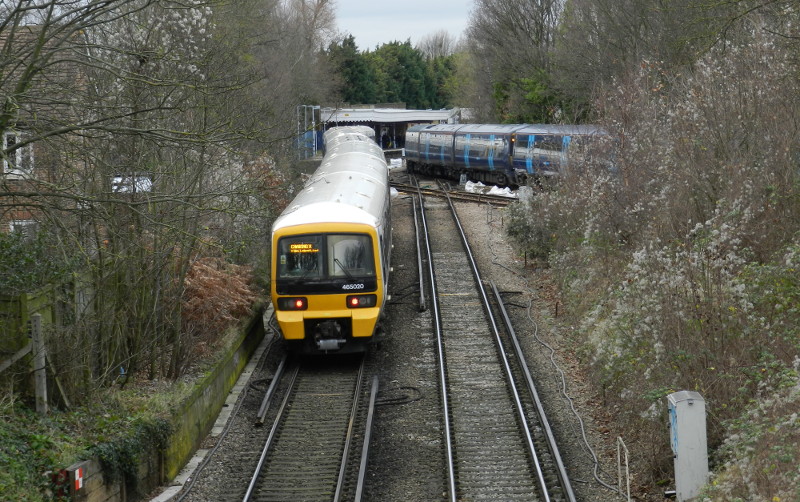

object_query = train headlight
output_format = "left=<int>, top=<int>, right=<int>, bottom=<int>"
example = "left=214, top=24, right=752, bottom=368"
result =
left=277, top=297, right=308, bottom=310
left=346, top=294, right=377, bottom=308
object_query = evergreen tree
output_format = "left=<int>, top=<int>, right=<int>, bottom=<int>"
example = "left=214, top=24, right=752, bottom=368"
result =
left=327, top=37, right=456, bottom=109
left=327, top=35, right=377, bottom=104
left=372, top=41, right=430, bottom=108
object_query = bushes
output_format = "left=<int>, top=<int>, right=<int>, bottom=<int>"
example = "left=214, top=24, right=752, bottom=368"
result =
left=703, top=378, right=800, bottom=501
left=182, top=257, right=259, bottom=359
left=91, top=417, right=171, bottom=485
left=508, top=18, right=800, bottom=493
left=0, top=231, right=75, bottom=296
left=0, top=405, right=67, bottom=501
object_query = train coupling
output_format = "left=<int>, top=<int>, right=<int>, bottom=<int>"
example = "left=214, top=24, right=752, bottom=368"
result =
left=313, top=319, right=346, bottom=351
left=317, top=338, right=346, bottom=351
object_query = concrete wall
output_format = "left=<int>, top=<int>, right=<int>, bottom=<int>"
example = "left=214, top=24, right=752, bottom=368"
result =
left=62, top=306, right=266, bottom=501
left=162, top=306, right=265, bottom=480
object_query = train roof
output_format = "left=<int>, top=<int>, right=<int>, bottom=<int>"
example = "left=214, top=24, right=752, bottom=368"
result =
left=514, top=124, right=605, bottom=136
left=406, top=124, right=432, bottom=133
left=406, top=123, right=605, bottom=136
left=323, top=125, right=376, bottom=144
left=451, top=124, right=527, bottom=134
left=272, top=129, right=388, bottom=233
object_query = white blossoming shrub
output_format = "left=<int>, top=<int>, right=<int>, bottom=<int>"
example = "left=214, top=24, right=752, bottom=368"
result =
left=92, top=0, right=215, bottom=84
left=699, top=244, right=800, bottom=500
left=702, top=363, right=800, bottom=501
left=509, top=15, right=800, bottom=489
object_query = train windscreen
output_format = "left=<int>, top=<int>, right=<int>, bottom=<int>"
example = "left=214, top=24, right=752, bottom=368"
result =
left=277, top=234, right=375, bottom=280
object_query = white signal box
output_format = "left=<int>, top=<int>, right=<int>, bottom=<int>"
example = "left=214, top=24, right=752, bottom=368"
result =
left=667, top=391, right=709, bottom=501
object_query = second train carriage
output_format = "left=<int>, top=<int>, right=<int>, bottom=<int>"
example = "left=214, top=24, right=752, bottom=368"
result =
left=405, top=123, right=606, bottom=186
left=270, top=126, right=391, bottom=354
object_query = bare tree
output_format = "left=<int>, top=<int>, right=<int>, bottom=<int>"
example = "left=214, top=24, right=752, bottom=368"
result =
left=289, top=0, right=337, bottom=50
left=552, top=0, right=744, bottom=106
left=1, top=0, right=339, bottom=398
left=417, top=29, right=459, bottom=59
left=465, top=0, right=563, bottom=121
left=468, top=0, right=561, bottom=74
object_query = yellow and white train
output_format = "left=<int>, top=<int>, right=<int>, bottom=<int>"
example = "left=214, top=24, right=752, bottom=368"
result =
left=270, top=126, right=391, bottom=353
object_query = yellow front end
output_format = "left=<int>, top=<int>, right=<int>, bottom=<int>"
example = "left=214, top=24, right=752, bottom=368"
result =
left=275, top=295, right=381, bottom=340
left=270, top=223, right=385, bottom=351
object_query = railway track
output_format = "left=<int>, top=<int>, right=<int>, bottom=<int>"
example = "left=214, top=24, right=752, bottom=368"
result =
left=242, top=355, right=376, bottom=502
left=413, top=177, right=576, bottom=502
left=391, top=179, right=516, bottom=207
left=164, top=174, right=622, bottom=502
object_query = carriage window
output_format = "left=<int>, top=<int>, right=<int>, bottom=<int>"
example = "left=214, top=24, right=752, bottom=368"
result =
left=277, top=235, right=323, bottom=278
left=533, top=135, right=562, bottom=152
left=328, top=234, right=374, bottom=277
left=474, top=136, right=490, bottom=156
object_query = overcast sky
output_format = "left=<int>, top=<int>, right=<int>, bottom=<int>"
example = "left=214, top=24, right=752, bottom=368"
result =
left=335, top=0, right=474, bottom=51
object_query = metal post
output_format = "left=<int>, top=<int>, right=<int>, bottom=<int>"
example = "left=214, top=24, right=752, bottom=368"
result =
left=617, top=436, right=631, bottom=501
left=312, top=105, right=319, bottom=155
left=31, top=313, right=48, bottom=415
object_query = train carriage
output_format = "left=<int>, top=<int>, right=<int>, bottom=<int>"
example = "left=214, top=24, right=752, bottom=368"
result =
left=405, top=123, right=607, bottom=186
left=405, top=123, right=522, bottom=186
left=511, top=124, right=606, bottom=179
left=271, top=126, right=391, bottom=354
left=405, top=124, right=463, bottom=173
left=451, top=124, right=523, bottom=186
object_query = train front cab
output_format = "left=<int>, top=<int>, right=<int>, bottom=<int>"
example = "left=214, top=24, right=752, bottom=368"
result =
left=271, top=223, right=388, bottom=354
left=510, top=125, right=607, bottom=184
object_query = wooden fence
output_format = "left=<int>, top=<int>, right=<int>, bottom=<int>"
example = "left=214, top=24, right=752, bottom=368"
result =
left=0, top=283, right=81, bottom=413
left=0, top=313, right=51, bottom=413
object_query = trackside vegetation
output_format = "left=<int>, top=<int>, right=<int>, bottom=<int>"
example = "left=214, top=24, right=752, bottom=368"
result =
left=505, top=16, right=800, bottom=500
left=3, top=0, right=800, bottom=500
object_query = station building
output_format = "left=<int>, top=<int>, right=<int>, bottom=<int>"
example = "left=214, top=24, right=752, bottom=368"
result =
left=298, top=105, right=467, bottom=158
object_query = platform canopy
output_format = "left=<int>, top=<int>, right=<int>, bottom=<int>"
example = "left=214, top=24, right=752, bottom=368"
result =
left=321, top=107, right=461, bottom=125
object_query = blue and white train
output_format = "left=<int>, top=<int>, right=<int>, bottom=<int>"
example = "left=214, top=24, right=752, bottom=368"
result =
left=404, top=123, right=606, bottom=186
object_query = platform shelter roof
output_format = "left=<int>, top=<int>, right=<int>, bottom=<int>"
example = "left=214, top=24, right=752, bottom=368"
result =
left=321, top=107, right=460, bottom=125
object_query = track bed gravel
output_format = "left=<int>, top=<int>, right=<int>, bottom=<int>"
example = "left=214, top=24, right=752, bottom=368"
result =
left=163, top=183, right=625, bottom=501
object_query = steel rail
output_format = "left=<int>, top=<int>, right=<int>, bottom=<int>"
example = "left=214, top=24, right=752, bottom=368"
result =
left=412, top=195, right=427, bottom=312
left=256, top=353, right=288, bottom=424
left=244, top=358, right=367, bottom=502
left=439, top=182, right=552, bottom=502
left=396, top=181, right=514, bottom=205
left=243, top=362, right=301, bottom=501
left=392, top=181, right=514, bottom=206
left=333, top=359, right=367, bottom=502
left=415, top=176, right=458, bottom=502
left=354, top=375, right=380, bottom=501
left=490, top=281, right=578, bottom=502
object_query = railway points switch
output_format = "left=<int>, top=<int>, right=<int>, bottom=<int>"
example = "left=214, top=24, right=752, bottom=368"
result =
left=667, top=391, right=708, bottom=501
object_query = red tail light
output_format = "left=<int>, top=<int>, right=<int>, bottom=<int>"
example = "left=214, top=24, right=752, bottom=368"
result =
left=346, top=294, right=377, bottom=308
left=277, top=297, right=308, bottom=310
